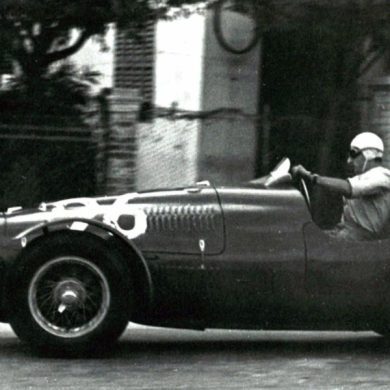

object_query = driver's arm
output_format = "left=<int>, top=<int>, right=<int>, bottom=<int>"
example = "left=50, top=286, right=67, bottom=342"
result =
left=314, top=175, right=352, bottom=197
left=292, top=165, right=352, bottom=197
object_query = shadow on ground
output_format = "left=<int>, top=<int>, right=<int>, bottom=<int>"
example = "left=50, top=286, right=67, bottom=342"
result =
left=115, top=329, right=390, bottom=357
left=0, top=327, right=390, bottom=359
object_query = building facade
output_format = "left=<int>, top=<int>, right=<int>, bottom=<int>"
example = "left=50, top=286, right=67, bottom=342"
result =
left=72, top=3, right=390, bottom=193
left=114, top=8, right=262, bottom=190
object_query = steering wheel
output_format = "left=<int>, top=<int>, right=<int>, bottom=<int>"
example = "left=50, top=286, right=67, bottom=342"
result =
left=298, top=177, right=312, bottom=213
left=291, top=165, right=312, bottom=213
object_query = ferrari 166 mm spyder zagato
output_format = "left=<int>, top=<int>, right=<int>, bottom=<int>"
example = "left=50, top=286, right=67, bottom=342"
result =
left=0, top=158, right=389, bottom=354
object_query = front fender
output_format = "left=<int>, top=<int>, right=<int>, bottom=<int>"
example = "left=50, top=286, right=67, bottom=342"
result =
left=6, top=218, right=154, bottom=322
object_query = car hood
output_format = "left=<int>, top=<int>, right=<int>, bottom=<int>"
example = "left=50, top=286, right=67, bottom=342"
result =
left=3, top=186, right=225, bottom=255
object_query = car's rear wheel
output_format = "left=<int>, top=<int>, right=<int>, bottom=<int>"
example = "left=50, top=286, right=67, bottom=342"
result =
left=8, top=232, right=130, bottom=355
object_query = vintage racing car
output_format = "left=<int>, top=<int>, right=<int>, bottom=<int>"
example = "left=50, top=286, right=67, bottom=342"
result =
left=0, top=158, right=389, bottom=354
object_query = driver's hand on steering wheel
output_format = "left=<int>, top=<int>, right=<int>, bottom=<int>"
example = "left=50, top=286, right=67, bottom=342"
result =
left=292, top=165, right=311, bottom=179
left=292, top=165, right=318, bottom=184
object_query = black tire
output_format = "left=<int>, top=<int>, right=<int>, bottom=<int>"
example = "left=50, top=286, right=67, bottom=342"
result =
left=8, top=232, right=130, bottom=355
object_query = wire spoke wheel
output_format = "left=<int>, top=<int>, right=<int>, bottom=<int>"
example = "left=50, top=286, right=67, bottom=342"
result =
left=9, top=233, right=131, bottom=355
left=28, top=256, right=111, bottom=338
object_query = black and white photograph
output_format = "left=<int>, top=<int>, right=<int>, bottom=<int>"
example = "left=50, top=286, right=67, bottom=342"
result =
left=0, top=0, right=389, bottom=388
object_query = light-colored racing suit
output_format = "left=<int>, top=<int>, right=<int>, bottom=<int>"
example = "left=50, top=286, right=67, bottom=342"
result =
left=330, top=166, right=390, bottom=240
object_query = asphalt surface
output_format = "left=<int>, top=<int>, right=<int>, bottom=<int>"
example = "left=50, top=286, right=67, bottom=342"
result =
left=0, top=324, right=390, bottom=389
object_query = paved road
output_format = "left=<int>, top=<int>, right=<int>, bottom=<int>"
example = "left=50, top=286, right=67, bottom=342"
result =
left=0, top=324, right=390, bottom=389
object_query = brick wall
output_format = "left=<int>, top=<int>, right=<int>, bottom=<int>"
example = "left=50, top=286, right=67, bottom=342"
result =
left=95, top=88, right=141, bottom=195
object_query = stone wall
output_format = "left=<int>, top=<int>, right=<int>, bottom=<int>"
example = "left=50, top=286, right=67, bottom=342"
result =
left=136, top=118, right=200, bottom=191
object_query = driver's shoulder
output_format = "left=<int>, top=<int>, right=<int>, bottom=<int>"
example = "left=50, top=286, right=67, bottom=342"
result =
left=370, top=165, right=390, bottom=174
left=358, top=165, right=390, bottom=180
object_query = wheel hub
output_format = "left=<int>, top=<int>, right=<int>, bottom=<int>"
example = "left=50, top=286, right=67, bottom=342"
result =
left=54, top=279, right=86, bottom=308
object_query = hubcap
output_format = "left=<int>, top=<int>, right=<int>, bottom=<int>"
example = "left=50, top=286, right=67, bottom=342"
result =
left=28, top=256, right=111, bottom=338
left=60, top=290, right=79, bottom=305
left=54, top=279, right=86, bottom=308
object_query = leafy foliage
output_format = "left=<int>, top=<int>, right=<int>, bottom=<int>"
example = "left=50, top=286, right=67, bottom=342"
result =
left=0, top=0, right=388, bottom=212
left=0, top=0, right=388, bottom=82
left=0, top=0, right=208, bottom=79
left=0, top=62, right=99, bottom=124
left=0, top=61, right=98, bottom=208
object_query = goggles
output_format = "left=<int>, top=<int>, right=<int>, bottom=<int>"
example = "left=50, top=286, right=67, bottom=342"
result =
left=348, top=148, right=362, bottom=159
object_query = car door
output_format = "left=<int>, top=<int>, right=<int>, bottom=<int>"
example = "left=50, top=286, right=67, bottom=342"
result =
left=202, top=187, right=310, bottom=328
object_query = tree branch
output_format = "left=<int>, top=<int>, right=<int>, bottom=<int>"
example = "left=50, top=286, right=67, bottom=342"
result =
left=35, top=23, right=59, bottom=57
left=43, top=29, right=92, bottom=66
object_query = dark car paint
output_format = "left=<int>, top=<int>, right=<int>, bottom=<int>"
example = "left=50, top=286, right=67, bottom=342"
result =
left=198, top=187, right=310, bottom=327
left=0, top=183, right=390, bottom=332
left=143, top=186, right=390, bottom=331
left=304, top=222, right=390, bottom=327
left=128, top=187, right=225, bottom=255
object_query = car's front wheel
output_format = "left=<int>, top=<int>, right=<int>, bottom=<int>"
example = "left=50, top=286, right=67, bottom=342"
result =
left=8, top=232, right=130, bottom=355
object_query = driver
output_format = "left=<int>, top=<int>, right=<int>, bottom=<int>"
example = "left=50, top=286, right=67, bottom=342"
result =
left=293, top=132, right=390, bottom=241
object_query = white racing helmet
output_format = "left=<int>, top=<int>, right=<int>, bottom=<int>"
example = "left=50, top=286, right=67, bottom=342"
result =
left=350, top=132, right=384, bottom=153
